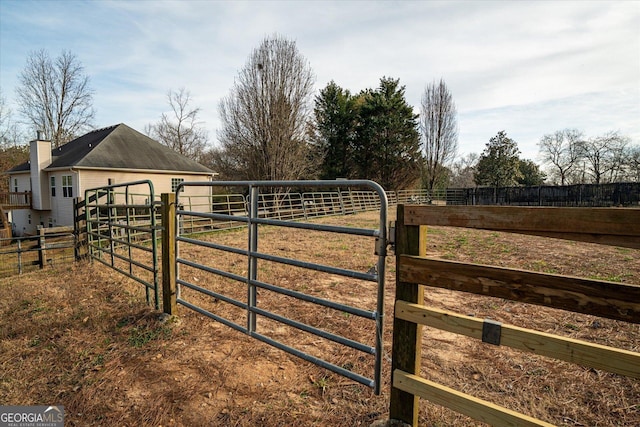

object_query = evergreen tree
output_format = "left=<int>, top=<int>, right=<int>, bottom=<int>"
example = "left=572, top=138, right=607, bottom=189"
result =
left=517, top=159, right=546, bottom=186
left=353, top=77, right=422, bottom=191
left=313, top=81, right=357, bottom=179
left=474, top=131, right=521, bottom=189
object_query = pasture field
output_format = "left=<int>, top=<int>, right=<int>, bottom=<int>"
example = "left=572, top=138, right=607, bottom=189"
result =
left=0, top=209, right=638, bottom=426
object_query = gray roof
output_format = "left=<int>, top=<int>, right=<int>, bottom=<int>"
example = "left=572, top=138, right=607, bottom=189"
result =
left=9, top=124, right=214, bottom=174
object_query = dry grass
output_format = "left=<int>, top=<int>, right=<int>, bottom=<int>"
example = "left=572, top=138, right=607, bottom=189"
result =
left=0, top=209, right=638, bottom=426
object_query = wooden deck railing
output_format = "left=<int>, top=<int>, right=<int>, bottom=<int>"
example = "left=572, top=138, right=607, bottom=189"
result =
left=390, top=205, right=640, bottom=426
left=0, top=191, right=32, bottom=209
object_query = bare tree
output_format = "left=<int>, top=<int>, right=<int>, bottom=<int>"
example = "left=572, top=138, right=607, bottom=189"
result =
left=0, top=90, right=29, bottom=192
left=16, top=49, right=94, bottom=147
left=624, top=145, right=640, bottom=182
left=0, top=89, right=21, bottom=147
left=420, top=79, right=458, bottom=190
left=579, top=131, right=629, bottom=184
left=216, top=34, right=316, bottom=182
left=146, top=88, right=209, bottom=161
left=538, top=129, right=582, bottom=185
left=449, top=152, right=478, bottom=188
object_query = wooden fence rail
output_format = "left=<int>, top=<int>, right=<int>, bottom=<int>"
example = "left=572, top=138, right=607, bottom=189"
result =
left=390, top=204, right=640, bottom=426
left=0, top=226, right=75, bottom=276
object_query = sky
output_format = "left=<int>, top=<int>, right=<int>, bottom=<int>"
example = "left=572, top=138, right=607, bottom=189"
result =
left=0, top=0, right=639, bottom=161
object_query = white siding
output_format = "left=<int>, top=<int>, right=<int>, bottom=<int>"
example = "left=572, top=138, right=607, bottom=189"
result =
left=9, top=173, right=30, bottom=193
left=78, top=169, right=212, bottom=212
left=48, top=171, right=76, bottom=227
left=10, top=209, right=52, bottom=236
left=7, top=169, right=212, bottom=235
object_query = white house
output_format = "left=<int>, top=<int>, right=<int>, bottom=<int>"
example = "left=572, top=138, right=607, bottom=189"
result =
left=6, top=123, right=215, bottom=236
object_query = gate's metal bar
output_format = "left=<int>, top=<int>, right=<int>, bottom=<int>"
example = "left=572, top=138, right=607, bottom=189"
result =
left=248, top=185, right=259, bottom=333
left=175, top=180, right=388, bottom=394
left=178, top=298, right=246, bottom=334
left=251, top=277, right=377, bottom=319
left=250, top=250, right=377, bottom=281
left=252, top=305, right=375, bottom=354
left=251, top=332, right=375, bottom=389
left=107, top=188, right=115, bottom=268
left=150, top=196, right=160, bottom=309
left=177, top=249, right=377, bottom=320
left=178, top=277, right=247, bottom=310
left=92, top=254, right=157, bottom=290
left=180, top=210, right=377, bottom=237
left=125, top=185, right=134, bottom=281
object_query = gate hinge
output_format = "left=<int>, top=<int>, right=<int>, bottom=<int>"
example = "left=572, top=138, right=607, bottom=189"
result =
left=375, top=221, right=396, bottom=256
left=386, top=221, right=396, bottom=253
left=482, top=319, right=502, bottom=346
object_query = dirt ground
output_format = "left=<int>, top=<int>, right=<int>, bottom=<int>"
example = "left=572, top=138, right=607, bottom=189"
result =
left=0, top=209, right=638, bottom=426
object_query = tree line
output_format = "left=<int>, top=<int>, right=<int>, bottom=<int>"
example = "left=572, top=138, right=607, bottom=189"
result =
left=1, top=36, right=638, bottom=194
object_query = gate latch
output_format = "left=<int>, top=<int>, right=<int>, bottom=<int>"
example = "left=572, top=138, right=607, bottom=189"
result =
left=482, top=319, right=502, bottom=346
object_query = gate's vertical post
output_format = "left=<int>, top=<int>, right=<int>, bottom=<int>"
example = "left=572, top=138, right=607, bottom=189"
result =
left=389, top=204, right=426, bottom=426
left=107, top=188, right=115, bottom=267
left=73, top=197, right=79, bottom=260
left=161, top=193, right=177, bottom=315
left=247, top=185, right=258, bottom=333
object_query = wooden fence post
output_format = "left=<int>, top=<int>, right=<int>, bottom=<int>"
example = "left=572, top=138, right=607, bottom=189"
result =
left=389, top=204, right=427, bottom=425
left=161, top=193, right=177, bottom=315
left=38, top=227, right=47, bottom=269
left=73, top=197, right=87, bottom=260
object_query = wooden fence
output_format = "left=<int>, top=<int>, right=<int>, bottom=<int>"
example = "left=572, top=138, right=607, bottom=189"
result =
left=0, top=226, right=76, bottom=277
left=389, top=205, right=640, bottom=426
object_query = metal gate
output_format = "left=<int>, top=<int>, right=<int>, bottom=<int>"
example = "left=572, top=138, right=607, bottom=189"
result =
left=84, top=180, right=160, bottom=308
left=174, top=180, right=388, bottom=393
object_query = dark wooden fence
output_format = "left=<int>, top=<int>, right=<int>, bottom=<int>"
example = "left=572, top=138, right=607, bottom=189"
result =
left=452, top=182, right=640, bottom=206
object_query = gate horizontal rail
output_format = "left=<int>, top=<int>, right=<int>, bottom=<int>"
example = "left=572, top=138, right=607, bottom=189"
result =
left=171, top=180, right=388, bottom=393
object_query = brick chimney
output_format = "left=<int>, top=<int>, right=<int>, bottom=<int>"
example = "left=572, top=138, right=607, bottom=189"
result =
left=30, top=130, right=52, bottom=210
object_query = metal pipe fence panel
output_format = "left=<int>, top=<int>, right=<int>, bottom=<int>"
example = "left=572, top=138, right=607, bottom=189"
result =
left=175, top=180, right=388, bottom=393
left=302, top=191, right=344, bottom=217
left=84, top=180, right=160, bottom=309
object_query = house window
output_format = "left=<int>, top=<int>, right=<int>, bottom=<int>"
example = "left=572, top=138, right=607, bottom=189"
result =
left=171, top=178, right=184, bottom=192
left=62, top=175, right=73, bottom=198
left=14, top=178, right=18, bottom=192
left=51, top=176, right=56, bottom=197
